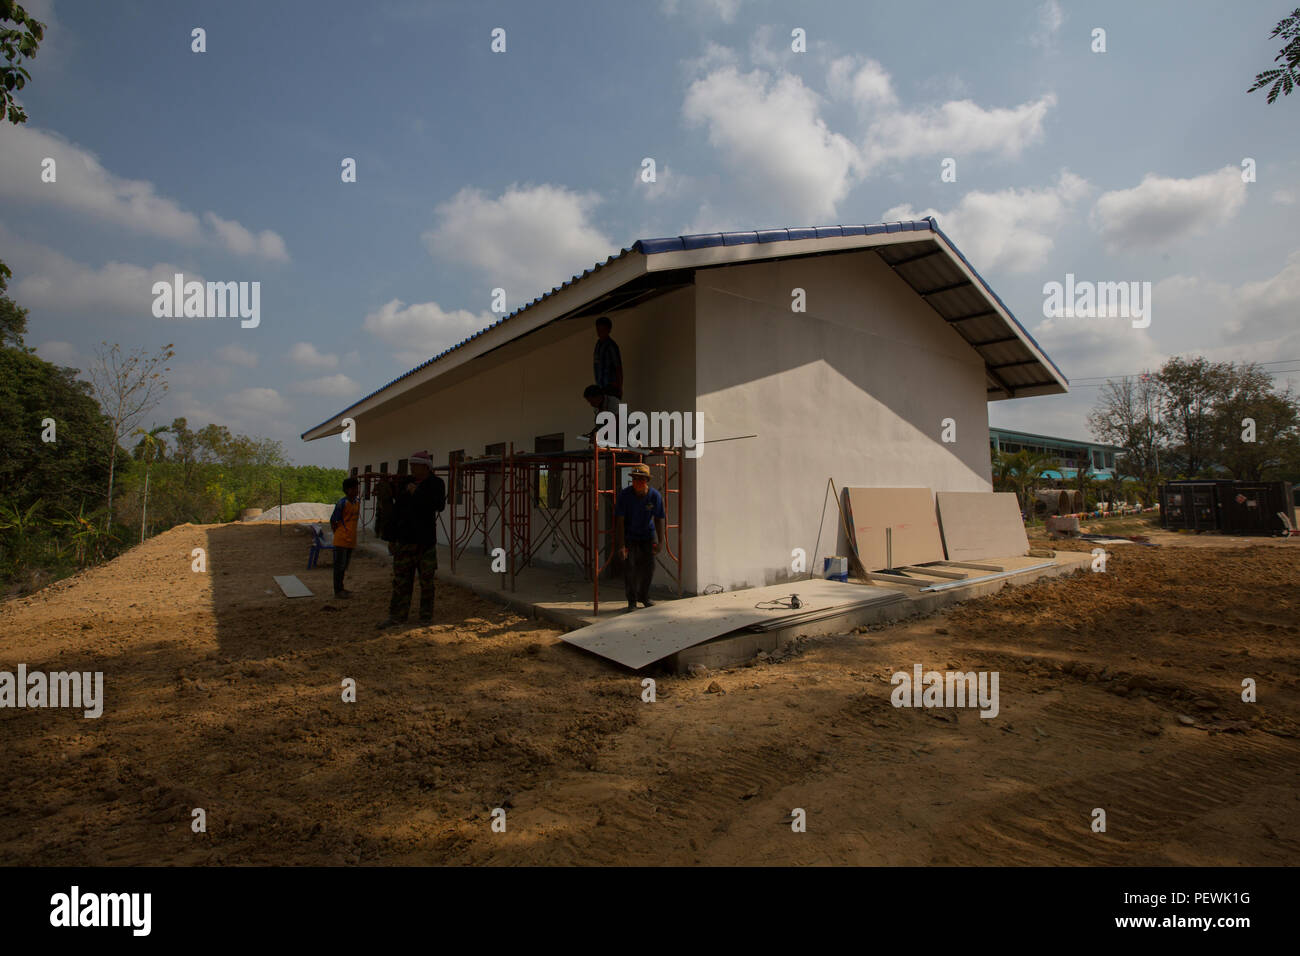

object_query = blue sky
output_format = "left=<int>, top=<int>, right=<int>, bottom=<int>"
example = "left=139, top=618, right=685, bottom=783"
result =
left=2, top=0, right=1297, bottom=465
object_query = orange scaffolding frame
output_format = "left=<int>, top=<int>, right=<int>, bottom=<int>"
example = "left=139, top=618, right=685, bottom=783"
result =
left=448, top=442, right=684, bottom=613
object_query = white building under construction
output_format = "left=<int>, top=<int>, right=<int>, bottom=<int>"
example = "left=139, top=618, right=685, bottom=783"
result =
left=301, top=218, right=1068, bottom=597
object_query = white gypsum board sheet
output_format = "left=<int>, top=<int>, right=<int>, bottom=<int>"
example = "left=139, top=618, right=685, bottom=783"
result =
left=273, top=575, right=313, bottom=598
left=843, top=487, right=944, bottom=570
left=935, top=491, right=1030, bottom=562
left=562, top=580, right=902, bottom=669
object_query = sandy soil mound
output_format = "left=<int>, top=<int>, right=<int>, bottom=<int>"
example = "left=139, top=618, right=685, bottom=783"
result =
left=249, top=503, right=335, bottom=523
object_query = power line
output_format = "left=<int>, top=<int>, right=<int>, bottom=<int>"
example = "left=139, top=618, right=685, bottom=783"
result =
left=1069, top=358, right=1300, bottom=383
left=1069, top=368, right=1300, bottom=386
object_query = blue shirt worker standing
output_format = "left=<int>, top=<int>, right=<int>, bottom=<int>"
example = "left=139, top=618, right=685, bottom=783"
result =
left=614, top=463, right=665, bottom=611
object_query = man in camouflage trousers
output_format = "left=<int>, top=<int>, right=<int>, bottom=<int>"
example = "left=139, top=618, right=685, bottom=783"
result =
left=377, top=449, right=446, bottom=629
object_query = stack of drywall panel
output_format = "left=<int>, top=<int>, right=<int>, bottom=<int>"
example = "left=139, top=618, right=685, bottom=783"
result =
left=935, top=491, right=1029, bottom=561
left=843, top=487, right=945, bottom=570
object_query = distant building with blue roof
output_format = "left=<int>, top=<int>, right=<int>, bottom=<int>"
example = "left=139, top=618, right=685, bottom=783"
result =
left=989, top=427, right=1126, bottom=480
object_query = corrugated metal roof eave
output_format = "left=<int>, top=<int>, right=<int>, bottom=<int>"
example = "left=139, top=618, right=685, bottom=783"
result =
left=302, top=217, right=1066, bottom=439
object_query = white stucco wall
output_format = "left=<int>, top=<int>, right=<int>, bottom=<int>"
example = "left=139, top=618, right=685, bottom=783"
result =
left=343, top=286, right=697, bottom=574
left=691, top=251, right=992, bottom=591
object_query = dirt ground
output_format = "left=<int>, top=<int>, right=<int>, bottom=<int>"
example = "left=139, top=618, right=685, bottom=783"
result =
left=1, top=520, right=1297, bottom=866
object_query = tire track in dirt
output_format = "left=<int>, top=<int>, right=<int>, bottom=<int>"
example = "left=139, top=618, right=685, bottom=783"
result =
left=946, top=731, right=1300, bottom=865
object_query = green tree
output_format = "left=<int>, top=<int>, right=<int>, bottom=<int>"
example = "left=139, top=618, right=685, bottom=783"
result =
left=1210, top=364, right=1300, bottom=480
left=0, top=263, right=28, bottom=346
left=1157, top=357, right=1233, bottom=476
left=0, top=0, right=44, bottom=126
left=1248, top=7, right=1300, bottom=104
left=131, top=424, right=170, bottom=542
left=0, top=338, right=114, bottom=510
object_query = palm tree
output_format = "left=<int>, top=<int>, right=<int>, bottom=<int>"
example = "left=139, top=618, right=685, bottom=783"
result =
left=1007, top=450, right=1055, bottom=523
left=52, top=501, right=112, bottom=566
left=991, top=448, right=1016, bottom=493
left=131, top=424, right=170, bottom=543
left=1075, top=462, right=1097, bottom=513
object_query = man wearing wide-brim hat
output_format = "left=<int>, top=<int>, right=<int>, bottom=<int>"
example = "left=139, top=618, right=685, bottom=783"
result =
left=377, top=449, right=446, bottom=629
left=614, top=463, right=665, bottom=611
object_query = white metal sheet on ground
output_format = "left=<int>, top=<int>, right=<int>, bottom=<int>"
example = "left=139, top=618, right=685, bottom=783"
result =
left=936, top=491, right=1029, bottom=562
left=563, top=580, right=903, bottom=669
left=844, top=487, right=945, bottom=570
left=273, top=575, right=313, bottom=598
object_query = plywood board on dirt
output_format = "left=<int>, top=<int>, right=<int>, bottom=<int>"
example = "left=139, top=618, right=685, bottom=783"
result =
left=843, top=487, right=944, bottom=570
left=562, top=580, right=902, bottom=669
left=935, top=491, right=1029, bottom=562
left=273, top=575, right=313, bottom=598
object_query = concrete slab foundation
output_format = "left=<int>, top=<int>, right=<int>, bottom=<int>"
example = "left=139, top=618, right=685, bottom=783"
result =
left=355, top=534, right=1092, bottom=673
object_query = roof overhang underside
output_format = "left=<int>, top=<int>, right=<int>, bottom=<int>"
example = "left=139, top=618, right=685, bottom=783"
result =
left=301, top=223, right=1067, bottom=441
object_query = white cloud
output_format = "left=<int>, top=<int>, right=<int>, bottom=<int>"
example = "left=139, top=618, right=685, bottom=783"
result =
left=674, top=50, right=1056, bottom=226
left=749, top=25, right=789, bottom=71
left=883, top=170, right=1089, bottom=274
left=683, top=41, right=739, bottom=77
left=827, top=56, right=898, bottom=110
left=291, top=374, right=360, bottom=397
left=225, top=387, right=290, bottom=420
left=423, top=184, right=616, bottom=300
left=1031, top=315, right=1165, bottom=380
left=0, top=125, right=289, bottom=259
left=204, top=212, right=290, bottom=263
left=683, top=66, right=859, bottom=222
left=1273, top=188, right=1296, bottom=205
left=1030, top=0, right=1065, bottom=49
left=289, top=341, right=339, bottom=369
left=1154, top=251, right=1300, bottom=343
left=662, top=0, right=747, bottom=23
left=0, top=125, right=200, bottom=240
left=635, top=162, right=692, bottom=203
left=362, top=298, right=492, bottom=367
left=861, top=94, right=1057, bottom=172
left=1092, top=166, right=1247, bottom=251
left=0, top=226, right=198, bottom=314
left=217, top=343, right=259, bottom=368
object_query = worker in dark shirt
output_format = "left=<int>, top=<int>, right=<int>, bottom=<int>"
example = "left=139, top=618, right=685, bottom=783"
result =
left=593, top=316, right=623, bottom=403
left=614, top=463, right=665, bottom=611
left=377, top=450, right=446, bottom=629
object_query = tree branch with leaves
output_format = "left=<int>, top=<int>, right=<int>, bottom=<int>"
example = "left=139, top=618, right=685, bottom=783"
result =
left=1248, top=7, right=1300, bottom=103
left=0, top=0, right=44, bottom=125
